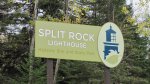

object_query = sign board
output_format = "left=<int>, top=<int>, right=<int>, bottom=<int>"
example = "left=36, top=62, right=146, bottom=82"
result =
left=35, top=21, right=101, bottom=62
left=35, top=21, right=124, bottom=68
left=98, top=22, right=124, bottom=68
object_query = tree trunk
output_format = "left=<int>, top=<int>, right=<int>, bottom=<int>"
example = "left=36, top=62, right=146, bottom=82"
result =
left=53, top=59, right=60, bottom=84
left=65, top=0, right=68, bottom=22
left=28, top=0, right=38, bottom=84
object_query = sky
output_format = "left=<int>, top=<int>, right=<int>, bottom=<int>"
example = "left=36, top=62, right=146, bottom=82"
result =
left=126, top=0, right=150, bottom=21
left=14, top=0, right=150, bottom=21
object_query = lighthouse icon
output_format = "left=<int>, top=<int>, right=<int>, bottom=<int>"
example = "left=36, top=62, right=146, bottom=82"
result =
left=103, top=25, right=119, bottom=60
left=98, top=22, right=124, bottom=68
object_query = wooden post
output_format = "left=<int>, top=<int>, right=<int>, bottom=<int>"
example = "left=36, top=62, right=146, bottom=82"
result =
left=104, top=0, right=114, bottom=84
left=47, top=59, right=54, bottom=84
left=104, top=66, right=111, bottom=84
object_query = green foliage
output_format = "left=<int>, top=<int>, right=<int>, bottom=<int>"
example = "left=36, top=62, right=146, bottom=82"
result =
left=32, top=58, right=46, bottom=84
left=57, top=60, right=104, bottom=84
left=0, top=28, right=29, bottom=83
left=137, top=16, right=150, bottom=36
left=0, top=0, right=30, bottom=83
left=111, top=23, right=149, bottom=83
left=38, top=0, right=63, bottom=18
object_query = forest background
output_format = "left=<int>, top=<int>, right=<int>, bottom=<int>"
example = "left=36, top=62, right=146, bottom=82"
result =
left=0, top=0, right=150, bottom=84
